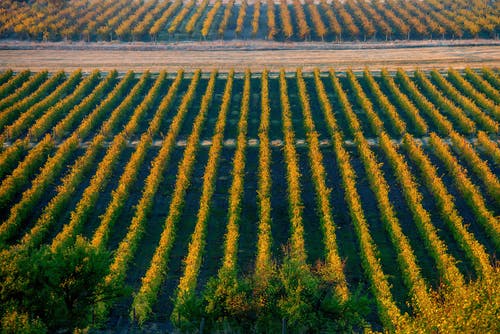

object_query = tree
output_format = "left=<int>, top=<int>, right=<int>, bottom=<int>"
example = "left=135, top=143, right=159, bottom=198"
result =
left=0, top=237, right=124, bottom=332
left=176, top=247, right=369, bottom=332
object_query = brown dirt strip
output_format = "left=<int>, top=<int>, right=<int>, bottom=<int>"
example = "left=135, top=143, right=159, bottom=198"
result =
left=0, top=45, right=498, bottom=72
left=1, top=38, right=499, bottom=51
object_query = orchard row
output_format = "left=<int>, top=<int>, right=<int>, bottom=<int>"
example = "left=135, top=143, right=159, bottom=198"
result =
left=0, top=0, right=499, bottom=42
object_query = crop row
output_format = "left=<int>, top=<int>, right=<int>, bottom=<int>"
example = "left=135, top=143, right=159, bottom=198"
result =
left=128, top=70, right=214, bottom=324
left=1, top=0, right=498, bottom=42
left=0, top=67, right=497, bottom=330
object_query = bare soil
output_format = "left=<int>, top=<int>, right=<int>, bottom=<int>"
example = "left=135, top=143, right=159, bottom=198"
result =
left=1, top=39, right=499, bottom=51
left=0, top=40, right=498, bottom=71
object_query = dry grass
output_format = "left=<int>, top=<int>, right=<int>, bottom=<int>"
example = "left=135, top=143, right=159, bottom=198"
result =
left=0, top=45, right=498, bottom=72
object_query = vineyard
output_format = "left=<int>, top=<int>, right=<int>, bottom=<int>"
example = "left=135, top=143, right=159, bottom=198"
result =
left=0, top=0, right=499, bottom=42
left=0, top=66, right=498, bottom=332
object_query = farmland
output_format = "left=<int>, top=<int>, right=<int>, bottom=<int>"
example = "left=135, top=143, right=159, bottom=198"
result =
left=0, top=65, right=498, bottom=332
left=1, top=0, right=499, bottom=332
left=0, top=0, right=499, bottom=42
left=0, top=44, right=499, bottom=72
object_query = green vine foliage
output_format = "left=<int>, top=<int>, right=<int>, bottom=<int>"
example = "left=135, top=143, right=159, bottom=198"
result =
left=176, top=248, right=370, bottom=333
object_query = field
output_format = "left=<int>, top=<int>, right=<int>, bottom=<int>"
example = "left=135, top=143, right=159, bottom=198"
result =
left=0, top=65, right=498, bottom=332
left=0, top=0, right=499, bottom=332
left=0, top=44, right=499, bottom=72
left=1, top=0, right=499, bottom=42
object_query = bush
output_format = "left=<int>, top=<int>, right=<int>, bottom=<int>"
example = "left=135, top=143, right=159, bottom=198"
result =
left=276, top=253, right=369, bottom=333
left=175, top=249, right=369, bottom=333
left=0, top=236, right=122, bottom=332
left=0, top=311, right=46, bottom=334
left=402, top=269, right=500, bottom=333
left=203, top=269, right=257, bottom=331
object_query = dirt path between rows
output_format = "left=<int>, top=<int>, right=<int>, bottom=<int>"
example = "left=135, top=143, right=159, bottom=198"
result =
left=0, top=45, right=499, bottom=71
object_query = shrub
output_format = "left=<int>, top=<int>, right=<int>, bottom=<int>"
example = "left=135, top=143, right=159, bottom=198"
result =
left=176, top=248, right=369, bottom=333
left=0, top=237, right=122, bottom=332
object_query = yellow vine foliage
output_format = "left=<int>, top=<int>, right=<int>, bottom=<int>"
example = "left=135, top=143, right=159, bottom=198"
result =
left=92, top=70, right=187, bottom=250
left=296, top=68, right=348, bottom=300
left=266, top=0, right=277, bottom=39
left=255, top=69, right=273, bottom=281
left=218, top=0, right=235, bottom=36
left=316, top=68, right=402, bottom=330
left=222, top=69, right=251, bottom=272
left=402, top=133, right=494, bottom=279
left=235, top=0, right=247, bottom=35
left=305, top=0, right=326, bottom=39
left=185, top=0, right=210, bottom=34
left=279, top=0, right=293, bottom=39
left=477, top=130, right=500, bottom=164
left=279, top=69, right=306, bottom=264
left=201, top=0, right=222, bottom=38
left=414, top=70, right=476, bottom=134
left=447, top=68, right=499, bottom=120
left=252, top=0, right=261, bottom=36
left=130, top=70, right=216, bottom=325
left=378, top=132, right=465, bottom=290
left=396, top=68, right=453, bottom=135
left=168, top=0, right=196, bottom=34
left=429, top=132, right=499, bottom=249
left=363, top=68, right=406, bottom=136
